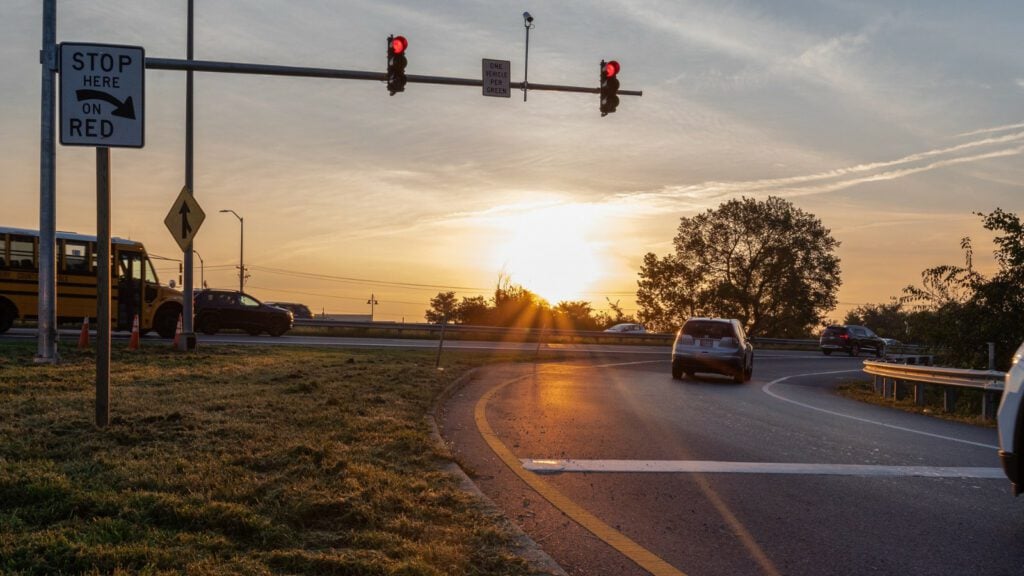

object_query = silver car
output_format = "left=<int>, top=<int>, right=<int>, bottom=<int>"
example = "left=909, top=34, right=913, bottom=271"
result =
left=998, top=341, right=1024, bottom=496
left=672, top=317, right=754, bottom=383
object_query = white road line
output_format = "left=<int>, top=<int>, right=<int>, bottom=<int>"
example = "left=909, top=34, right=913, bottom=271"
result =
left=762, top=370, right=1000, bottom=450
left=521, top=459, right=1005, bottom=478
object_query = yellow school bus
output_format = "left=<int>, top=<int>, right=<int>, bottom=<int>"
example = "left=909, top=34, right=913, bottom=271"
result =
left=0, top=227, right=183, bottom=337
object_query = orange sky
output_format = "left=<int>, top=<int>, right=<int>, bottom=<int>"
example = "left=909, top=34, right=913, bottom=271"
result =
left=3, top=2, right=1021, bottom=325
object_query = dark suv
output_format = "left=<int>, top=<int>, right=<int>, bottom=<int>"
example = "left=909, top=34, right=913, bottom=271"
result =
left=819, top=324, right=885, bottom=357
left=265, top=301, right=313, bottom=319
left=194, top=289, right=293, bottom=336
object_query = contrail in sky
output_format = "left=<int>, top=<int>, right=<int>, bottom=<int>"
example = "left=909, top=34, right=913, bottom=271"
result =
left=630, top=129, right=1024, bottom=206
left=956, top=122, right=1024, bottom=138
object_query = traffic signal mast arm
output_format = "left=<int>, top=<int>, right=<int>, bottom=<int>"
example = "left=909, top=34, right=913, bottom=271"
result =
left=145, top=57, right=643, bottom=97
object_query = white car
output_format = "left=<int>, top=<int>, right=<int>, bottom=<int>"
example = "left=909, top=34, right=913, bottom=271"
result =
left=604, top=323, right=646, bottom=333
left=998, top=341, right=1024, bottom=496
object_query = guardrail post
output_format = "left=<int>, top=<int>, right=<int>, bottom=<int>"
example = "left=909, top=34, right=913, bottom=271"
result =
left=982, top=391, right=998, bottom=420
left=914, top=382, right=925, bottom=406
left=943, top=388, right=958, bottom=413
left=873, top=375, right=882, bottom=396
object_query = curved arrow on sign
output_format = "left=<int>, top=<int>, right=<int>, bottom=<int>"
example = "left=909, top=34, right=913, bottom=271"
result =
left=75, top=89, right=136, bottom=119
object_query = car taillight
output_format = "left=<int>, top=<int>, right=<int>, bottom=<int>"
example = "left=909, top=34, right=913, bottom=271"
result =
left=839, top=334, right=849, bottom=340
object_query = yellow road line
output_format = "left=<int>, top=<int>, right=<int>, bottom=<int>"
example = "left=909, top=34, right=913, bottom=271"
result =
left=475, top=375, right=687, bottom=576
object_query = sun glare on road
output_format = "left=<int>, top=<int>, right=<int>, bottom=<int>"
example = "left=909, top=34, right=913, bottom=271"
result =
left=488, top=203, right=605, bottom=304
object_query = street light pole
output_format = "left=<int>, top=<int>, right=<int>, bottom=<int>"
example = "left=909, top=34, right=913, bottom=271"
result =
left=367, top=294, right=378, bottom=321
left=219, top=209, right=244, bottom=293
left=192, top=249, right=205, bottom=288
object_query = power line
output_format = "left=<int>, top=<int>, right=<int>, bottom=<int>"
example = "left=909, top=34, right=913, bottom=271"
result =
left=246, top=284, right=426, bottom=306
left=248, top=265, right=493, bottom=292
left=247, top=264, right=638, bottom=298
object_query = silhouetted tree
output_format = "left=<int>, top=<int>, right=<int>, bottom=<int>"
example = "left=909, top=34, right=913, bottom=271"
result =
left=842, top=300, right=910, bottom=341
left=456, top=295, right=489, bottom=325
left=491, top=275, right=549, bottom=328
left=554, top=301, right=600, bottom=331
left=637, top=196, right=841, bottom=337
left=425, top=291, right=458, bottom=323
left=902, top=208, right=1024, bottom=369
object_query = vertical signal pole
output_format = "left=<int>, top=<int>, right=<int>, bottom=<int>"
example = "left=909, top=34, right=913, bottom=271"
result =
left=180, top=0, right=196, bottom=351
left=96, top=147, right=111, bottom=427
left=37, top=0, right=58, bottom=363
left=522, top=12, right=534, bottom=101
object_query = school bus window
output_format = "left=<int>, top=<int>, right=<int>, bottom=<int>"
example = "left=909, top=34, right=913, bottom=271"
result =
left=0, top=235, right=7, bottom=268
left=63, top=241, right=90, bottom=273
left=10, top=238, right=34, bottom=269
left=144, top=258, right=158, bottom=284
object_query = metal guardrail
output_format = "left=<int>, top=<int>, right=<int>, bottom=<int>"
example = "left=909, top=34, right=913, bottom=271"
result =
left=292, top=321, right=847, bottom=348
left=863, top=360, right=1005, bottom=391
left=292, top=319, right=675, bottom=344
left=291, top=320, right=934, bottom=353
left=862, top=359, right=1006, bottom=419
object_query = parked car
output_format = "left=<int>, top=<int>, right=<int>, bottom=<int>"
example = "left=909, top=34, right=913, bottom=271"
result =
left=265, top=301, right=313, bottom=319
left=819, top=324, right=886, bottom=357
left=998, top=341, right=1024, bottom=496
left=671, top=317, right=753, bottom=383
left=194, top=289, right=293, bottom=336
left=604, top=323, right=646, bottom=333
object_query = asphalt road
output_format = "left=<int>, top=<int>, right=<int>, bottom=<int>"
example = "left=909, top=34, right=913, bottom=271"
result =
left=8, top=328, right=1022, bottom=574
left=440, top=352, right=1024, bottom=576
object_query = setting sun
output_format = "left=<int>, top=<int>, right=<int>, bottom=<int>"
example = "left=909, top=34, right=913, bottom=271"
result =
left=487, top=203, right=605, bottom=304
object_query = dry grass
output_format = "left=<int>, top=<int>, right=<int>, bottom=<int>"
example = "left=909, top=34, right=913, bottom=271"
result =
left=836, top=379, right=997, bottom=428
left=0, top=342, right=540, bottom=575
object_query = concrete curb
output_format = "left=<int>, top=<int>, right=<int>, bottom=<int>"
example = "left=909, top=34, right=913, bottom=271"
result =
left=428, top=367, right=568, bottom=576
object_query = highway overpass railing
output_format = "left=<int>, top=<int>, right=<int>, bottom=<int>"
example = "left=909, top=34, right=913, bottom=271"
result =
left=862, top=358, right=1006, bottom=419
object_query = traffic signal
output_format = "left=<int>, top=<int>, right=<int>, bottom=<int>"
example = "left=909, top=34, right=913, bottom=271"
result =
left=600, top=60, right=620, bottom=116
left=387, top=35, right=408, bottom=95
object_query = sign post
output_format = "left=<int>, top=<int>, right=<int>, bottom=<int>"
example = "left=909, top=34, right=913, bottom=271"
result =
left=96, top=147, right=111, bottom=427
left=59, top=42, right=145, bottom=427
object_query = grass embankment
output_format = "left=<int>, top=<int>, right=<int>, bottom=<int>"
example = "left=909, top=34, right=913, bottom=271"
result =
left=837, top=379, right=996, bottom=428
left=0, top=343, right=539, bottom=575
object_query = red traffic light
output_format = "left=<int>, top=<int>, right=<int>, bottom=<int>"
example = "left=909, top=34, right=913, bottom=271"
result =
left=604, top=60, right=620, bottom=78
left=391, top=35, right=408, bottom=55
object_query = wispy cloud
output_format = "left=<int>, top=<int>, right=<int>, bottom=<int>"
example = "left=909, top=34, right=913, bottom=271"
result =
left=616, top=130, right=1024, bottom=208
left=956, top=122, right=1024, bottom=138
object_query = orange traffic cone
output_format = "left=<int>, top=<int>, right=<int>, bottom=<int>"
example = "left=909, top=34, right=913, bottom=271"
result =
left=172, top=314, right=183, bottom=348
left=78, top=317, right=90, bottom=349
left=128, top=314, right=141, bottom=351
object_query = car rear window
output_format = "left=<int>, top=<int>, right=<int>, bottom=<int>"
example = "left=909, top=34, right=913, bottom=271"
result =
left=682, top=321, right=736, bottom=339
left=823, top=327, right=846, bottom=337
